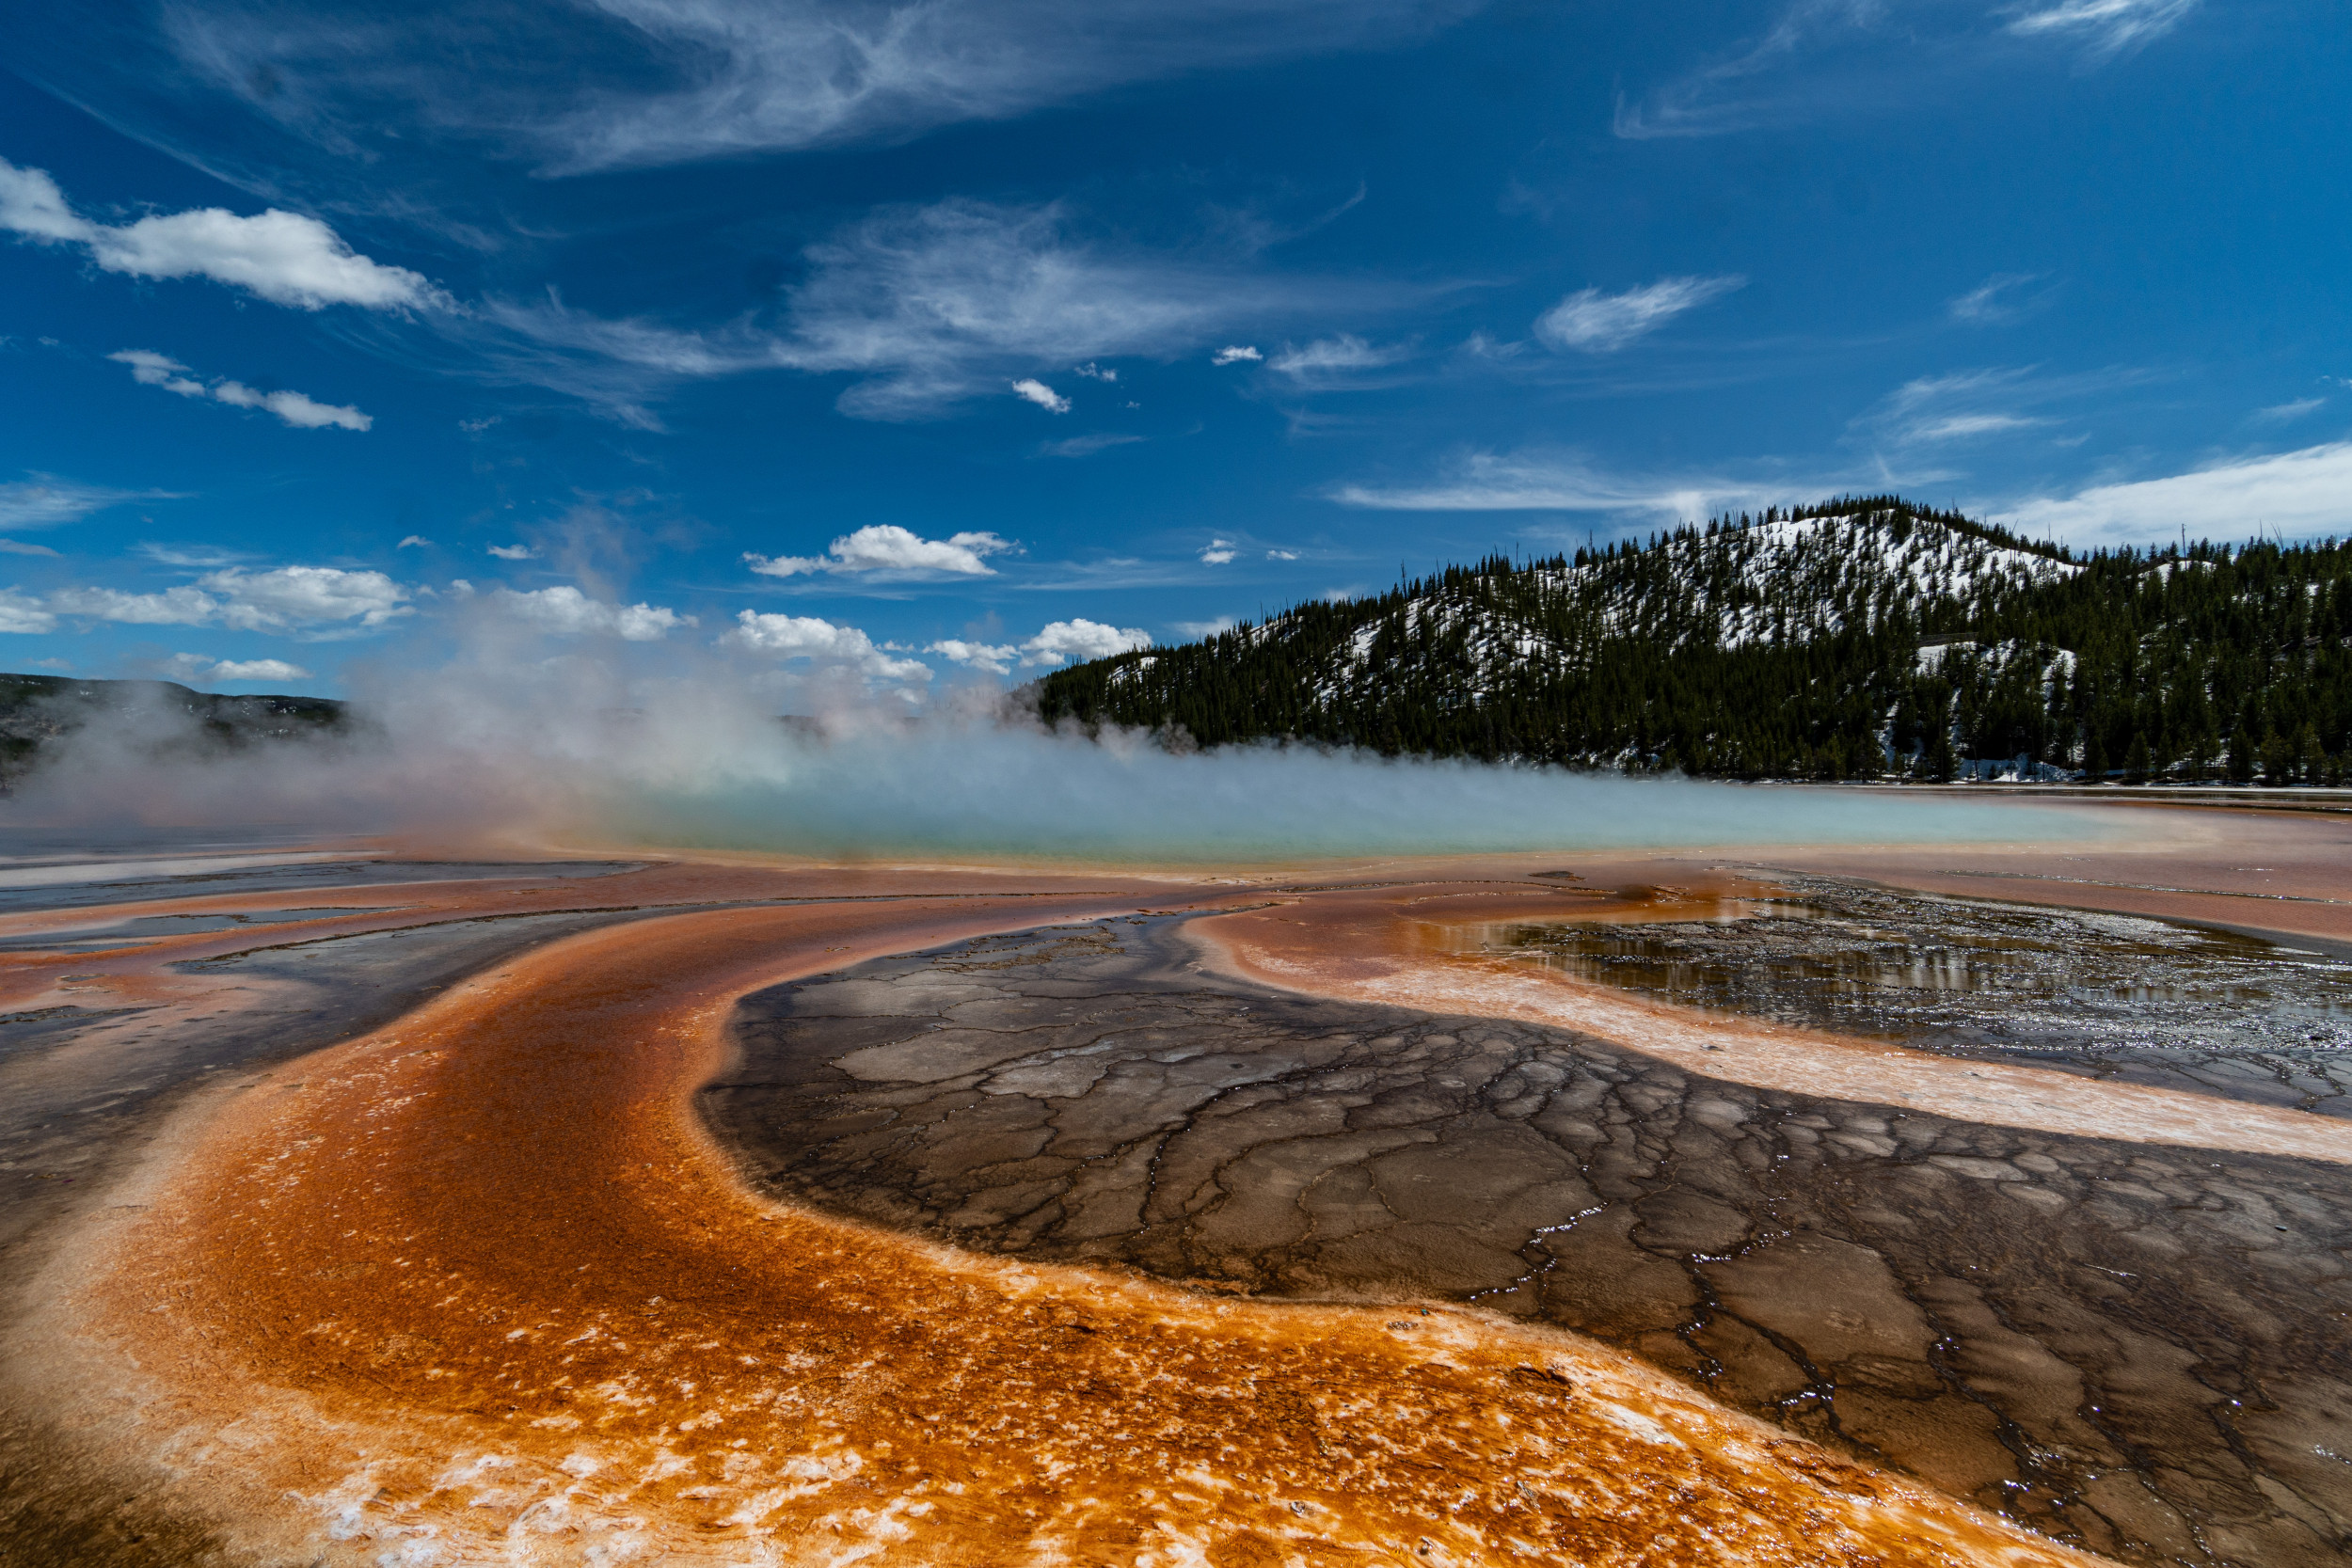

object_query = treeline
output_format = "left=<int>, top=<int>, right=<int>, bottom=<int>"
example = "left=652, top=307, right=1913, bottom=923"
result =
left=0, top=674, right=347, bottom=784
left=1032, top=499, right=2352, bottom=784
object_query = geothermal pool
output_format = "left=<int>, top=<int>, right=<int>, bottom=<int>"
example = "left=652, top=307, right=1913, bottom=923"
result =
left=1, top=802, right=2348, bottom=1566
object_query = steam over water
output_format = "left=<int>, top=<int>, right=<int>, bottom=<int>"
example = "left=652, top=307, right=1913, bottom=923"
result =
left=2, top=664, right=2101, bottom=860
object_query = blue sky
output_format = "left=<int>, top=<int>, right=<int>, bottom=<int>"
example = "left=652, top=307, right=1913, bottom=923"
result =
left=1, top=0, right=2345, bottom=700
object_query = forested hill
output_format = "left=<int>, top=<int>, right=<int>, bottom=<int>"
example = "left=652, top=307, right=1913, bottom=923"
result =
left=0, top=673, right=346, bottom=784
left=1033, top=497, right=2352, bottom=784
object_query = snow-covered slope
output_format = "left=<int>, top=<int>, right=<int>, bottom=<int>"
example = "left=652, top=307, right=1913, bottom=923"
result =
left=1277, top=505, right=2078, bottom=705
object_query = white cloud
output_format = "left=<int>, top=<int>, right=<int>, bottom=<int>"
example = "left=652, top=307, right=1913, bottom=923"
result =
left=933, top=618, right=1152, bottom=670
left=2000, top=442, right=2352, bottom=546
left=1200, top=539, right=1238, bottom=565
left=110, top=350, right=372, bottom=431
left=2007, top=0, right=2197, bottom=57
left=926, top=638, right=1020, bottom=675
left=1904, top=412, right=2044, bottom=442
left=1073, top=362, right=1118, bottom=381
left=2253, top=397, right=2324, bottom=425
left=161, top=653, right=312, bottom=685
left=1213, top=344, right=1263, bottom=365
left=1020, top=618, right=1151, bottom=667
left=455, top=0, right=1470, bottom=170
left=1947, top=273, right=2042, bottom=325
left=0, top=158, right=440, bottom=310
left=397, top=534, right=433, bottom=548
left=473, top=198, right=1394, bottom=423
left=0, top=473, right=182, bottom=530
left=1040, top=433, right=1145, bottom=458
left=0, top=540, right=59, bottom=557
left=745, top=524, right=1015, bottom=579
left=1852, top=366, right=2097, bottom=450
left=1266, top=334, right=1413, bottom=387
left=1533, top=276, right=1745, bottom=353
left=487, top=543, right=538, bottom=560
left=722, top=610, right=931, bottom=680
left=49, top=586, right=223, bottom=626
left=1011, top=378, right=1072, bottom=414
left=1333, top=451, right=1745, bottom=517
left=48, top=565, right=412, bottom=634
left=763, top=199, right=1318, bottom=417
left=490, top=584, right=691, bottom=641
left=1265, top=548, right=1300, bottom=561
left=0, top=590, right=56, bottom=634
left=1170, top=615, right=1237, bottom=639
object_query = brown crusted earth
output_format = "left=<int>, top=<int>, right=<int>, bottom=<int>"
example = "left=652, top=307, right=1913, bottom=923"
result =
left=3, top=868, right=2100, bottom=1567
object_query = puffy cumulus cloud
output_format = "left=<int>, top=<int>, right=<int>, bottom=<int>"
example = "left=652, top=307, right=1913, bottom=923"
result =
left=1534, top=276, right=1744, bottom=353
left=112, top=350, right=372, bottom=431
left=1999, top=442, right=2352, bottom=546
left=926, top=638, right=1020, bottom=675
left=49, top=565, right=413, bottom=635
left=205, top=566, right=412, bottom=630
left=721, top=610, right=931, bottom=681
left=745, top=524, right=1015, bottom=580
left=0, top=589, right=57, bottom=634
left=2007, top=0, right=2197, bottom=57
left=930, top=620, right=1150, bottom=672
left=159, top=653, right=313, bottom=685
left=485, top=585, right=692, bottom=641
left=487, top=543, right=538, bottom=560
left=1011, top=378, right=1072, bottom=413
left=0, top=158, right=441, bottom=310
left=1200, top=539, right=1238, bottom=565
left=1018, top=618, right=1150, bottom=667
left=1212, top=344, right=1263, bottom=365
left=0, top=473, right=183, bottom=530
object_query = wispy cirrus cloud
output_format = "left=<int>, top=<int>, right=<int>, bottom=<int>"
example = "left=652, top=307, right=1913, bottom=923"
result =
left=1947, top=273, right=2047, bottom=325
left=1998, top=441, right=2352, bottom=546
left=165, top=0, right=1481, bottom=174
left=0, top=156, right=442, bottom=310
left=2006, top=0, right=2197, bottom=58
left=1265, top=334, right=1417, bottom=388
left=1614, top=0, right=2197, bottom=142
left=0, top=473, right=185, bottom=530
left=1851, top=364, right=2153, bottom=450
left=473, top=198, right=1369, bottom=421
left=1534, top=277, right=1745, bottom=353
left=111, top=350, right=373, bottom=430
left=1331, top=450, right=1762, bottom=519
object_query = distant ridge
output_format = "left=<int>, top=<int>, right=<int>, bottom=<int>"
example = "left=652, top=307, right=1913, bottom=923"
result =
left=0, top=673, right=346, bottom=784
left=1035, top=498, right=2352, bottom=784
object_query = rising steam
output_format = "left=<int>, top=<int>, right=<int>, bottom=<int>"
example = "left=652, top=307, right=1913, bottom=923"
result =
left=2, top=644, right=2101, bottom=863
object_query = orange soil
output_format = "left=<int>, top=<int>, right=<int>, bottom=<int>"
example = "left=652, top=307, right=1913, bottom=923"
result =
left=20, top=882, right=2099, bottom=1568
left=1192, top=871, right=2352, bottom=1164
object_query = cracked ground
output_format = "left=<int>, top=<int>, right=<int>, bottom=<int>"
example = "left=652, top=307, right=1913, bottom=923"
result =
left=706, top=911, right=2352, bottom=1568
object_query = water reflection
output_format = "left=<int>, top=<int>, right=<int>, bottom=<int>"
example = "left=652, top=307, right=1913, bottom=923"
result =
left=1479, top=881, right=2352, bottom=1057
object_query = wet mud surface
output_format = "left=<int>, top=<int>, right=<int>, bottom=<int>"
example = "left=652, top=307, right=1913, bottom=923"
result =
left=707, top=917, right=2352, bottom=1566
left=0, top=857, right=642, bottom=914
left=1496, top=879, right=2352, bottom=1117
